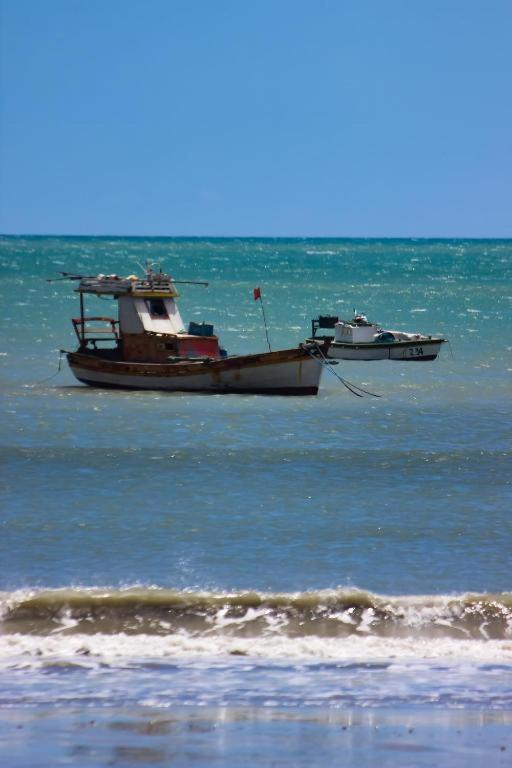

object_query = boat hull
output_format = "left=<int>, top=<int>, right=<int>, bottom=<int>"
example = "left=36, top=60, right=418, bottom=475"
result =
left=67, top=347, right=323, bottom=395
left=322, top=338, right=445, bottom=361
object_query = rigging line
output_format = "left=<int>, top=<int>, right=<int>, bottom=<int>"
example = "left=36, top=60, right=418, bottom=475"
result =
left=312, top=344, right=382, bottom=398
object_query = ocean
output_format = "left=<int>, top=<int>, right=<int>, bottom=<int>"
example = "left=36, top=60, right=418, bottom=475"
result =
left=0, top=236, right=511, bottom=766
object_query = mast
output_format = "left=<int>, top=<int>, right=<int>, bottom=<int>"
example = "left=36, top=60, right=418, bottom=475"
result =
left=79, top=292, right=85, bottom=346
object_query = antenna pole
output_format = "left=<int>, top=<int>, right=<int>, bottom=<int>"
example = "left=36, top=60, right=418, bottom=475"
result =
left=253, top=287, right=271, bottom=352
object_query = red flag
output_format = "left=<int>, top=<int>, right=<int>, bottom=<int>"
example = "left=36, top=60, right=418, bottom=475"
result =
left=253, top=287, right=261, bottom=301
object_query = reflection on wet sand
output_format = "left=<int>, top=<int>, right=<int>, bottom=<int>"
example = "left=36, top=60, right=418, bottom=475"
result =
left=1, top=707, right=510, bottom=767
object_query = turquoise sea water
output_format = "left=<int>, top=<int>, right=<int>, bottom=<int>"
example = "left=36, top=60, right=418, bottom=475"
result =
left=1, top=236, right=511, bottom=766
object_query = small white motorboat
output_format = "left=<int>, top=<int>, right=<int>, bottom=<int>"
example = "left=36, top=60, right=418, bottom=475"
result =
left=309, top=313, right=446, bottom=361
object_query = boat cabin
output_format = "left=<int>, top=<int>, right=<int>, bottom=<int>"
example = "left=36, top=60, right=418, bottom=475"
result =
left=310, top=314, right=376, bottom=343
left=333, top=315, right=376, bottom=343
left=72, top=270, right=221, bottom=362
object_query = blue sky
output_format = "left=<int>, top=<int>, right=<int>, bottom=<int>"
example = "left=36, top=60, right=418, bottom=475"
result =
left=1, top=0, right=511, bottom=237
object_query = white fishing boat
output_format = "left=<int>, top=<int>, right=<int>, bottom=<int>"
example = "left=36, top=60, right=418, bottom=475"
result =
left=59, top=267, right=324, bottom=395
left=309, top=313, right=446, bottom=361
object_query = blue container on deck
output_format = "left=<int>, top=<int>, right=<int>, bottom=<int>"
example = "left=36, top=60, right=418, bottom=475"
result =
left=188, top=321, right=215, bottom=337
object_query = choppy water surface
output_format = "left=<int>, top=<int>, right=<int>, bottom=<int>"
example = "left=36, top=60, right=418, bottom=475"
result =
left=1, top=236, right=511, bottom=765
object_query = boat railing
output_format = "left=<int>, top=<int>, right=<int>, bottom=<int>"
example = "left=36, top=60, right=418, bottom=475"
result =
left=72, top=316, right=120, bottom=346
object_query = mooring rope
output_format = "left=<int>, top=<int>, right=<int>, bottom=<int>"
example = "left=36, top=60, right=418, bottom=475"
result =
left=301, top=343, right=382, bottom=398
left=26, top=349, right=66, bottom=388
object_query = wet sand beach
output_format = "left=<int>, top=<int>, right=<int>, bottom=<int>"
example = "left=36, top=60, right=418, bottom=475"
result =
left=1, top=706, right=510, bottom=767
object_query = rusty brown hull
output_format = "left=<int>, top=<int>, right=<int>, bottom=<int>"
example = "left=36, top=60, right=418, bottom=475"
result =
left=67, top=346, right=323, bottom=395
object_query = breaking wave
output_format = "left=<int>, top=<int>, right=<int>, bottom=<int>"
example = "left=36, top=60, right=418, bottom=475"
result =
left=2, top=587, right=512, bottom=641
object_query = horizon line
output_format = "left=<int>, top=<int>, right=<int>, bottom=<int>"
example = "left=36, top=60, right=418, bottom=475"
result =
left=1, top=232, right=511, bottom=241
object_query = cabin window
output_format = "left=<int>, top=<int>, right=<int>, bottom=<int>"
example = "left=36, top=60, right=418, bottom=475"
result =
left=146, top=299, right=168, bottom=318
